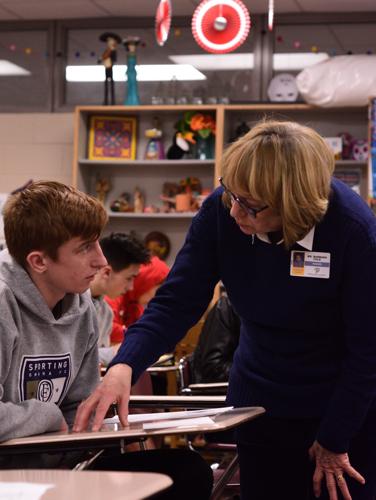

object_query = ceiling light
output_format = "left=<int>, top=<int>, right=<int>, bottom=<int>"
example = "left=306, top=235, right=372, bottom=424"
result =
left=169, top=53, right=254, bottom=70
left=0, top=60, right=31, bottom=76
left=66, top=64, right=206, bottom=82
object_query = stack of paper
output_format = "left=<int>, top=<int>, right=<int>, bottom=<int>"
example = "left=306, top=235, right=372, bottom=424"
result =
left=104, top=406, right=233, bottom=430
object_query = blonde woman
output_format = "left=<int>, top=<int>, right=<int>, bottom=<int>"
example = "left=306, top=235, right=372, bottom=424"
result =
left=75, top=121, right=376, bottom=500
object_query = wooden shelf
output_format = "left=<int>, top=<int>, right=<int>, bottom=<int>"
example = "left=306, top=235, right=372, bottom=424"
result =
left=79, top=159, right=215, bottom=167
left=335, top=160, right=367, bottom=167
left=108, top=212, right=197, bottom=219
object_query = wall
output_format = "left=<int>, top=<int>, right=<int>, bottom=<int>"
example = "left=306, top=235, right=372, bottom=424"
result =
left=0, top=113, right=74, bottom=192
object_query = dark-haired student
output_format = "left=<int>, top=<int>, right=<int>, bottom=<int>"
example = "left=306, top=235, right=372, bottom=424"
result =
left=90, top=232, right=150, bottom=366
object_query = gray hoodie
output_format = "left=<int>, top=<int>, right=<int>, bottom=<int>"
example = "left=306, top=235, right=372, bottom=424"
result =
left=0, top=249, right=100, bottom=445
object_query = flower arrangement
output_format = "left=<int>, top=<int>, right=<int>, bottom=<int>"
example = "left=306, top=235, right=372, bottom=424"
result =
left=179, top=176, right=202, bottom=195
left=175, top=111, right=216, bottom=144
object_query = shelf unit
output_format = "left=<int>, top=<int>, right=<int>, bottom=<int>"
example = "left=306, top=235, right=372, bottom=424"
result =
left=72, top=104, right=369, bottom=265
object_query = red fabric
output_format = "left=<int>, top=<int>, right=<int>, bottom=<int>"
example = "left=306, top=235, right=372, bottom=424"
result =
left=106, top=256, right=170, bottom=344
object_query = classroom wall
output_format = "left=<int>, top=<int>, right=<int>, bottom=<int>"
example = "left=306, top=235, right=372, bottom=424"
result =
left=0, top=113, right=74, bottom=193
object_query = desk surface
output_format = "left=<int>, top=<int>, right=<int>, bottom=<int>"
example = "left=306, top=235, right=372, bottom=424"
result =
left=0, top=469, right=172, bottom=500
left=0, top=407, right=265, bottom=454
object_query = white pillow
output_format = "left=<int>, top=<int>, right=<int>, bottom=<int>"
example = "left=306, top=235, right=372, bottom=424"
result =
left=296, top=55, right=376, bottom=107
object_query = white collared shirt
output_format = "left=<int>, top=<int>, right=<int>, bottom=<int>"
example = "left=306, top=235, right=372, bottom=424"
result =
left=256, top=226, right=315, bottom=251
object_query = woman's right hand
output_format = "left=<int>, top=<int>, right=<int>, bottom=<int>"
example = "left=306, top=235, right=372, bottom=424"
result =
left=73, top=363, right=132, bottom=432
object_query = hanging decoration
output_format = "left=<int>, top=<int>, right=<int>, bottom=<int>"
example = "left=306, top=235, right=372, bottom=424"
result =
left=192, top=0, right=251, bottom=54
left=268, top=0, right=274, bottom=31
left=155, top=0, right=172, bottom=46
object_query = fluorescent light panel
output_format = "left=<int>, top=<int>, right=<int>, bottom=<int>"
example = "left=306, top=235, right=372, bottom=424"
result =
left=170, top=52, right=329, bottom=71
left=169, top=53, right=254, bottom=70
left=273, top=53, right=329, bottom=70
left=66, top=52, right=330, bottom=82
left=0, top=60, right=31, bottom=76
left=66, top=64, right=206, bottom=82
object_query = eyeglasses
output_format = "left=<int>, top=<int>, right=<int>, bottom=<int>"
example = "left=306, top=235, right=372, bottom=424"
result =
left=219, top=177, right=268, bottom=219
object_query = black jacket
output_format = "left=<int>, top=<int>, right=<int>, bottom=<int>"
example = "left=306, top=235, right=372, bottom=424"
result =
left=191, top=294, right=240, bottom=383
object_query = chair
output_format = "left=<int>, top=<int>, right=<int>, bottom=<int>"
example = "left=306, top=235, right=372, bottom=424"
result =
left=178, top=353, right=229, bottom=396
left=177, top=354, right=239, bottom=500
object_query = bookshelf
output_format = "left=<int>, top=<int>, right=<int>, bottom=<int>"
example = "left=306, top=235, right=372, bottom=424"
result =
left=72, top=103, right=369, bottom=265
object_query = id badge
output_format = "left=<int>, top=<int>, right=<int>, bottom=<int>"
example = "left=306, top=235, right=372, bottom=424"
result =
left=290, top=251, right=330, bottom=279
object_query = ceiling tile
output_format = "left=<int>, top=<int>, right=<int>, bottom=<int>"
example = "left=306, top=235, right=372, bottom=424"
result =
left=0, top=0, right=106, bottom=20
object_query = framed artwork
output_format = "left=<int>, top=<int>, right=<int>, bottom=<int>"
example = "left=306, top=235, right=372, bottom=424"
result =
left=88, top=115, right=137, bottom=160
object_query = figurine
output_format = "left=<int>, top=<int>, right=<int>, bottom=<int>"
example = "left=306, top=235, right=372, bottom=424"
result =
left=95, top=177, right=111, bottom=204
left=337, top=132, right=353, bottom=160
left=160, top=182, right=179, bottom=212
left=267, top=73, right=298, bottom=102
left=133, top=187, right=145, bottom=213
left=351, top=139, right=369, bottom=161
left=99, top=32, right=121, bottom=105
left=110, top=192, right=132, bottom=212
left=166, top=132, right=190, bottom=159
left=144, top=117, right=165, bottom=160
left=123, top=36, right=143, bottom=105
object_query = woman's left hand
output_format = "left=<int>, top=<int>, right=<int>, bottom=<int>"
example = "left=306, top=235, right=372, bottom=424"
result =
left=308, top=440, right=365, bottom=499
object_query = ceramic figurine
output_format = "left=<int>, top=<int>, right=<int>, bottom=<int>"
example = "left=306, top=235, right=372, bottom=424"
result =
left=133, top=187, right=145, bottom=213
left=99, top=32, right=121, bottom=105
left=144, top=117, right=165, bottom=159
left=123, top=36, right=142, bottom=105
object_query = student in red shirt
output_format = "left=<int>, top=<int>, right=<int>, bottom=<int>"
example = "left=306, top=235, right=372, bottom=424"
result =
left=106, top=255, right=169, bottom=344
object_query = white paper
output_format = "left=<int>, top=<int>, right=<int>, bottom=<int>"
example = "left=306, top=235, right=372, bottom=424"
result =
left=143, top=416, right=217, bottom=430
left=104, top=406, right=233, bottom=425
left=0, top=482, right=54, bottom=500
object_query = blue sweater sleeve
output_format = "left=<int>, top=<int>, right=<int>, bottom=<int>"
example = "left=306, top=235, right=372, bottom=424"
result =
left=316, top=218, right=376, bottom=453
left=109, top=193, right=221, bottom=382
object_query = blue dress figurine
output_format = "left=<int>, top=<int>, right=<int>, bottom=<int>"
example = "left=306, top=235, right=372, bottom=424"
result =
left=123, top=36, right=141, bottom=105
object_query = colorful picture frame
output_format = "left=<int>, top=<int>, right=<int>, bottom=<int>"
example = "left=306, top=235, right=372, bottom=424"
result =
left=88, top=115, right=137, bottom=160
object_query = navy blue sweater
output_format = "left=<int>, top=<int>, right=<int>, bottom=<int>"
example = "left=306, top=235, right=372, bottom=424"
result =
left=111, top=178, right=376, bottom=453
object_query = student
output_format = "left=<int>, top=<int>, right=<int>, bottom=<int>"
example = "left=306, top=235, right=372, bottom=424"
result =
left=0, top=180, right=213, bottom=499
left=0, top=180, right=108, bottom=466
left=90, top=232, right=150, bottom=366
left=106, top=255, right=170, bottom=344
left=75, top=121, right=376, bottom=500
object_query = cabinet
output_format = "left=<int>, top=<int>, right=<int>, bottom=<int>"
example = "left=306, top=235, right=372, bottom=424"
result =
left=72, top=104, right=369, bottom=266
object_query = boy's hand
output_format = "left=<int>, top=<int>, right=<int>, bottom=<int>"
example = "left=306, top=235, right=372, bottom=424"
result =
left=73, top=363, right=132, bottom=432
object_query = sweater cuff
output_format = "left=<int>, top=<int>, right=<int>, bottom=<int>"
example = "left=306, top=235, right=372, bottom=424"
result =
left=109, top=340, right=154, bottom=383
left=316, top=425, right=349, bottom=454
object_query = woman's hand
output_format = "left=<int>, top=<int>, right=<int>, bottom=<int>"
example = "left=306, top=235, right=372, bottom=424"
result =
left=309, top=440, right=365, bottom=499
left=73, top=363, right=132, bottom=432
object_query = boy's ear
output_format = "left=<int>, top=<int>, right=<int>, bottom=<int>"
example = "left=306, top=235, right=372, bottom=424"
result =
left=99, top=264, right=112, bottom=279
left=26, top=251, right=48, bottom=274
